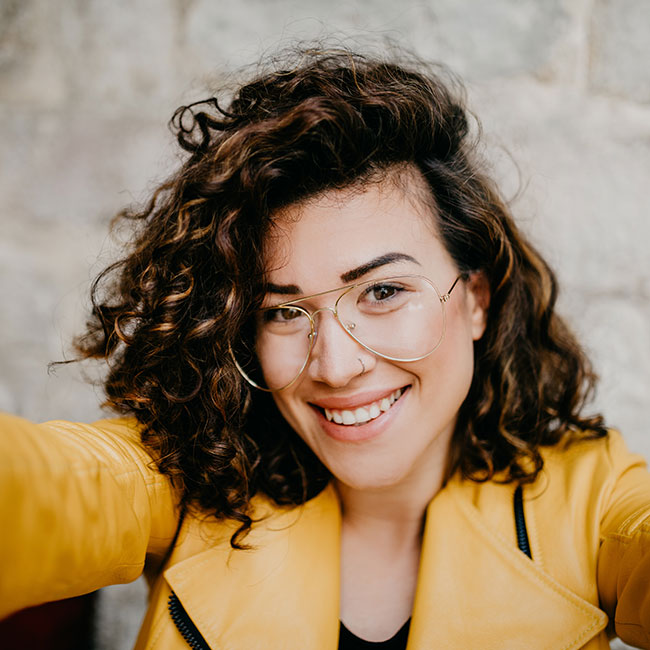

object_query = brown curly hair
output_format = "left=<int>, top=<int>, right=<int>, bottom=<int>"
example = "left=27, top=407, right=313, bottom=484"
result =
left=75, top=47, right=606, bottom=546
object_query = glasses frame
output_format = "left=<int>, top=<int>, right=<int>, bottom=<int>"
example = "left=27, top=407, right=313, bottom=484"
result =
left=231, top=273, right=465, bottom=392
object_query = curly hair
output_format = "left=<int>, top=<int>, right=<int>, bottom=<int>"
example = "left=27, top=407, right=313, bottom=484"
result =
left=75, top=47, right=606, bottom=547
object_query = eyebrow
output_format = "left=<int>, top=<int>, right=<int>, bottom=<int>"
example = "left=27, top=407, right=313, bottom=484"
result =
left=265, top=252, right=420, bottom=296
left=340, top=252, right=420, bottom=283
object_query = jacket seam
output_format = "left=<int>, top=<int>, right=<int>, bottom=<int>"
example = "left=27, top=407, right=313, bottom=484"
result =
left=615, top=509, right=650, bottom=537
left=602, top=516, right=650, bottom=544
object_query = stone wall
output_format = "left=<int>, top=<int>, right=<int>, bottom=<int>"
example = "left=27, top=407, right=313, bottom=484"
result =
left=1, top=1, right=648, bottom=648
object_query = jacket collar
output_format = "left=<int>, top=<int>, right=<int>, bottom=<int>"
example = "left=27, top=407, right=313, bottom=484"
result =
left=165, top=479, right=607, bottom=649
left=407, top=478, right=607, bottom=649
left=164, top=486, right=341, bottom=649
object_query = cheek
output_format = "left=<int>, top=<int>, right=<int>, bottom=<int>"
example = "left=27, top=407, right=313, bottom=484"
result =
left=418, top=313, right=476, bottom=407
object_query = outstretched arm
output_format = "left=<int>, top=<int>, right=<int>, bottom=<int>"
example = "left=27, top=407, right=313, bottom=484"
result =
left=0, top=414, right=178, bottom=619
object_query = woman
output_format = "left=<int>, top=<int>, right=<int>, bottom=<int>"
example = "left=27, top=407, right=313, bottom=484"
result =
left=1, top=48, right=649, bottom=649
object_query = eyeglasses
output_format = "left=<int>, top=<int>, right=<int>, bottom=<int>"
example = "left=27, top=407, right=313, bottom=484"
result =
left=231, top=274, right=464, bottom=392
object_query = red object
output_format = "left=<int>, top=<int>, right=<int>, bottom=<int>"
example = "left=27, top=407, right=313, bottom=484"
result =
left=0, top=593, right=96, bottom=650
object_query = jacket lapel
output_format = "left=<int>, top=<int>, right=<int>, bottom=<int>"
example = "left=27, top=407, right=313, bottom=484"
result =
left=164, top=478, right=608, bottom=650
left=407, top=479, right=608, bottom=649
left=164, top=485, right=341, bottom=650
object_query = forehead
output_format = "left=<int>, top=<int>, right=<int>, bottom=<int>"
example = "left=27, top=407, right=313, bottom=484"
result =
left=264, top=170, right=451, bottom=288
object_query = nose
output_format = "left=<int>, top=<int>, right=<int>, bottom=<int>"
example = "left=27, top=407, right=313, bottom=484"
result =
left=306, top=308, right=375, bottom=387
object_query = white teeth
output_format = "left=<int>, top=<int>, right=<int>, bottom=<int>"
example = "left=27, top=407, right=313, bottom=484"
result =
left=342, top=410, right=356, bottom=425
left=322, top=388, right=405, bottom=426
left=354, top=407, right=371, bottom=423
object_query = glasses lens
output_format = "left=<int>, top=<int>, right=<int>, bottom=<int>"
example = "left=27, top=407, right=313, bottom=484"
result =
left=336, top=276, right=444, bottom=361
left=232, top=305, right=313, bottom=391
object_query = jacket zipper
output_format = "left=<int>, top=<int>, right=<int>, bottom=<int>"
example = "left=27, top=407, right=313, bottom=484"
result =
left=169, top=490, right=532, bottom=648
left=514, top=485, right=532, bottom=559
left=168, top=591, right=212, bottom=649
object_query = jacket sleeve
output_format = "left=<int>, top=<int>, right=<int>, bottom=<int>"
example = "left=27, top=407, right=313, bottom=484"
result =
left=0, top=413, right=178, bottom=619
left=597, top=430, right=650, bottom=648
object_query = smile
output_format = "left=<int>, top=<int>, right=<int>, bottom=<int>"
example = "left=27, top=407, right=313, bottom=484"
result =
left=322, top=387, right=406, bottom=426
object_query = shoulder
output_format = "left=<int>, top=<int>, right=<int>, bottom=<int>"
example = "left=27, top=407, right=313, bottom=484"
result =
left=453, top=430, right=647, bottom=510
left=538, top=429, right=648, bottom=497
left=526, top=430, right=650, bottom=551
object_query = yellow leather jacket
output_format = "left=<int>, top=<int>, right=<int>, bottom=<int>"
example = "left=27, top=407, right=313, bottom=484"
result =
left=1, top=414, right=649, bottom=649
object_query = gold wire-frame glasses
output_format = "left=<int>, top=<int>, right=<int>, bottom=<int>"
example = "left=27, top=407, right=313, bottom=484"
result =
left=231, top=273, right=465, bottom=392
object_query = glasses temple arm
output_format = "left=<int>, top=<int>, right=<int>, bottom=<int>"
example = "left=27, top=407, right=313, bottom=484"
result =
left=442, top=271, right=474, bottom=301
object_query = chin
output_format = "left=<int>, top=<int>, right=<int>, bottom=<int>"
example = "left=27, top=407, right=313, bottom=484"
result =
left=328, top=455, right=418, bottom=491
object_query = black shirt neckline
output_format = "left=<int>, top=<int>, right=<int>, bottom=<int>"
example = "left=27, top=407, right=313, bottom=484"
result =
left=338, top=618, right=411, bottom=650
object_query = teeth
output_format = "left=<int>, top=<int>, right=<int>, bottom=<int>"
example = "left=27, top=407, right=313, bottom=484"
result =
left=322, top=388, right=405, bottom=426
left=354, top=407, right=371, bottom=423
left=342, top=410, right=356, bottom=425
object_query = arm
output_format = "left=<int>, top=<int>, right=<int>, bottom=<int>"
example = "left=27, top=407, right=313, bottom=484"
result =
left=0, top=413, right=178, bottom=619
left=597, top=430, right=650, bottom=647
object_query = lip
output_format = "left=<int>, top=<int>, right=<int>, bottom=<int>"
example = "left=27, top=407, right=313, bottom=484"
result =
left=309, top=387, right=406, bottom=411
left=311, top=385, right=410, bottom=442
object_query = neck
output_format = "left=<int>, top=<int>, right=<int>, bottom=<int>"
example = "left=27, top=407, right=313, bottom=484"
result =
left=334, top=453, right=447, bottom=544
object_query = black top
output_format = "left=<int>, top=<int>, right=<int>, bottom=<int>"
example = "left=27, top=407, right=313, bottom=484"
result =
left=338, top=619, right=411, bottom=650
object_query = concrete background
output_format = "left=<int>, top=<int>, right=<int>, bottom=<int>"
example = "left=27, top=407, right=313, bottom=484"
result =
left=1, top=1, right=648, bottom=648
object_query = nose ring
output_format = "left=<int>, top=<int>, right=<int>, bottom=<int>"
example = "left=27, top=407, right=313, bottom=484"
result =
left=358, top=357, right=366, bottom=374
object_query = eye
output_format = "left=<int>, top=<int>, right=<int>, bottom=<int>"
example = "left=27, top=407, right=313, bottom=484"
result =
left=368, top=284, right=399, bottom=302
left=262, top=307, right=304, bottom=323
left=354, top=281, right=411, bottom=314
left=361, top=282, right=404, bottom=303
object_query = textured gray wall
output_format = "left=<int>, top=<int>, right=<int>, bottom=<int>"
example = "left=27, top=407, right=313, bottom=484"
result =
left=1, top=1, right=649, bottom=648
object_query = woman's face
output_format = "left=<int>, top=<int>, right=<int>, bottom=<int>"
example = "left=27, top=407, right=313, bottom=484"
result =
left=262, top=172, right=488, bottom=493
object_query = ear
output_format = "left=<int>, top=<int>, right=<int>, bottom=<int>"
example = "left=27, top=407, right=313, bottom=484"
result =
left=465, top=271, right=490, bottom=341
